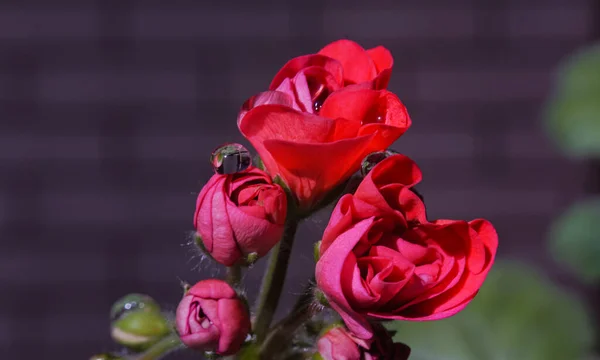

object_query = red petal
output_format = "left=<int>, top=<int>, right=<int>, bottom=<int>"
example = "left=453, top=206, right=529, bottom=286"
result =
left=188, top=279, right=237, bottom=299
left=319, top=39, right=378, bottom=85
left=216, top=298, right=250, bottom=355
left=270, top=54, right=344, bottom=90
left=320, top=89, right=411, bottom=150
left=264, top=135, right=374, bottom=207
left=366, top=46, right=393, bottom=89
left=316, top=218, right=376, bottom=340
left=237, top=91, right=295, bottom=126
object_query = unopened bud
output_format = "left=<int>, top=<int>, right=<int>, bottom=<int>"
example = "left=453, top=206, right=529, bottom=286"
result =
left=110, top=293, right=160, bottom=321
left=245, top=252, right=259, bottom=266
left=111, top=311, right=171, bottom=350
left=313, top=241, right=322, bottom=262
left=110, top=293, right=170, bottom=350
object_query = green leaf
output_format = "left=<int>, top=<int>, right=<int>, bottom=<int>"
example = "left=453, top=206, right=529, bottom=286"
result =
left=385, top=262, right=594, bottom=360
left=550, top=197, right=600, bottom=283
left=555, top=44, right=600, bottom=98
left=544, top=43, right=600, bottom=157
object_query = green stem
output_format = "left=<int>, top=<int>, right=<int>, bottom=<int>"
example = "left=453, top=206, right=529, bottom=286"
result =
left=253, top=217, right=299, bottom=343
left=226, top=265, right=242, bottom=288
left=130, top=334, right=183, bottom=360
left=259, top=281, right=320, bottom=359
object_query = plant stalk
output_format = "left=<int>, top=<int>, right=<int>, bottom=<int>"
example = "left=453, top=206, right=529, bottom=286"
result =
left=226, top=265, right=242, bottom=288
left=253, top=217, right=299, bottom=343
left=130, top=334, right=183, bottom=360
left=259, top=281, right=321, bottom=359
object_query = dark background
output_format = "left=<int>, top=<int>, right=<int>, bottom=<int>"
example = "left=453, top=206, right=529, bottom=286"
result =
left=0, top=0, right=596, bottom=358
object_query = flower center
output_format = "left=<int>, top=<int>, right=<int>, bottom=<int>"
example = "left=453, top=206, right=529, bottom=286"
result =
left=194, top=305, right=213, bottom=329
left=307, top=78, right=331, bottom=114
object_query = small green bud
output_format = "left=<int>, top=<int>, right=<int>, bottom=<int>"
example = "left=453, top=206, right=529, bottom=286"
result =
left=314, top=288, right=329, bottom=307
left=89, top=354, right=123, bottom=360
left=193, top=233, right=217, bottom=263
left=194, top=233, right=205, bottom=250
left=111, top=311, right=171, bottom=350
left=245, top=252, right=259, bottom=266
left=181, top=280, right=191, bottom=296
left=312, top=353, right=325, bottom=360
left=313, top=241, right=322, bottom=262
left=110, top=293, right=161, bottom=321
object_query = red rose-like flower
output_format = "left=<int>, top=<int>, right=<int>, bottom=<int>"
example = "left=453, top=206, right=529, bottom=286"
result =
left=317, top=324, right=411, bottom=360
left=315, top=155, right=498, bottom=340
left=239, top=89, right=410, bottom=211
left=194, top=167, right=287, bottom=266
left=175, top=279, right=250, bottom=355
left=238, top=39, right=393, bottom=122
left=237, top=39, right=406, bottom=212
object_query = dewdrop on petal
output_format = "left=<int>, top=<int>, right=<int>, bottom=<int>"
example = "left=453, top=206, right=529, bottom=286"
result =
left=210, top=143, right=252, bottom=174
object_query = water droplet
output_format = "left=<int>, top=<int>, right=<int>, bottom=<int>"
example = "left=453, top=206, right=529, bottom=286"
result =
left=210, top=143, right=252, bottom=175
left=313, top=100, right=323, bottom=113
left=110, top=294, right=160, bottom=321
left=360, top=149, right=400, bottom=176
left=361, top=106, right=386, bottom=125
left=310, top=83, right=330, bottom=114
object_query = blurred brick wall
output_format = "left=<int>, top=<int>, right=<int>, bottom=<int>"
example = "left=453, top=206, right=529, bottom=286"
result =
left=0, top=0, right=594, bottom=358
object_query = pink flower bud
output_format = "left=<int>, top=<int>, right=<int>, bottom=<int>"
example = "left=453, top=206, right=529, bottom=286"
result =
left=175, top=279, right=250, bottom=355
left=317, top=324, right=410, bottom=360
left=194, top=167, right=287, bottom=266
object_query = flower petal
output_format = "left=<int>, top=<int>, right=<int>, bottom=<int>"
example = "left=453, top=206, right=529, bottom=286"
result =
left=366, top=46, right=393, bottom=89
left=270, top=54, right=344, bottom=90
left=316, top=217, right=377, bottom=340
left=320, top=89, right=410, bottom=134
left=263, top=135, right=375, bottom=207
left=319, top=39, right=378, bottom=85
left=216, top=298, right=251, bottom=355
left=188, top=279, right=238, bottom=299
left=237, top=91, right=296, bottom=126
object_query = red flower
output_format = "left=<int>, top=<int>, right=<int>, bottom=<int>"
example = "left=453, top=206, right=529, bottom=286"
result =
left=175, top=279, right=250, bottom=355
left=315, top=155, right=498, bottom=340
left=239, top=89, right=410, bottom=211
left=237, top=39, right=406, bottom=212
left=317, top=324, right=410, bottom=360
left=237, top=40, right=393, bottom=122
left=194, top=167, right=287, bottom=266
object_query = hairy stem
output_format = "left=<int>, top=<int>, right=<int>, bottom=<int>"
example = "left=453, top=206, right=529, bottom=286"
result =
left=130, top=334, right=183, bottom=360
left=226, top=265, right=242, bottom=288
left=253, top=217, right=299, bottom=343
left=259, top=281, right=320, bottom=359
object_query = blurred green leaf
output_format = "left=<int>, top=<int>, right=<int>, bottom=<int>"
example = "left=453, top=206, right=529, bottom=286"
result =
left=555, top=44, right=600, bottom=98
left=545, top=43, right=600, bottom=157
left=386, top=262, right=594, bottom=360
left=550, top=197, right=600, bottom=283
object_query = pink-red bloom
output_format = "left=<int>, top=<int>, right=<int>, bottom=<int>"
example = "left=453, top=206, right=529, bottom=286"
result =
left=175, top=279, right=250, bottom=355
left=238, top=90, right=410, bottom=212
left=237, top=39, right=409, bottom=212
left=317, top=324, right=410, bottom=360
left=194, top=167, right=287, bottom=266
left=238, top=39, right=393, bottom=121
left=315, top=155, right=498, bottom=340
